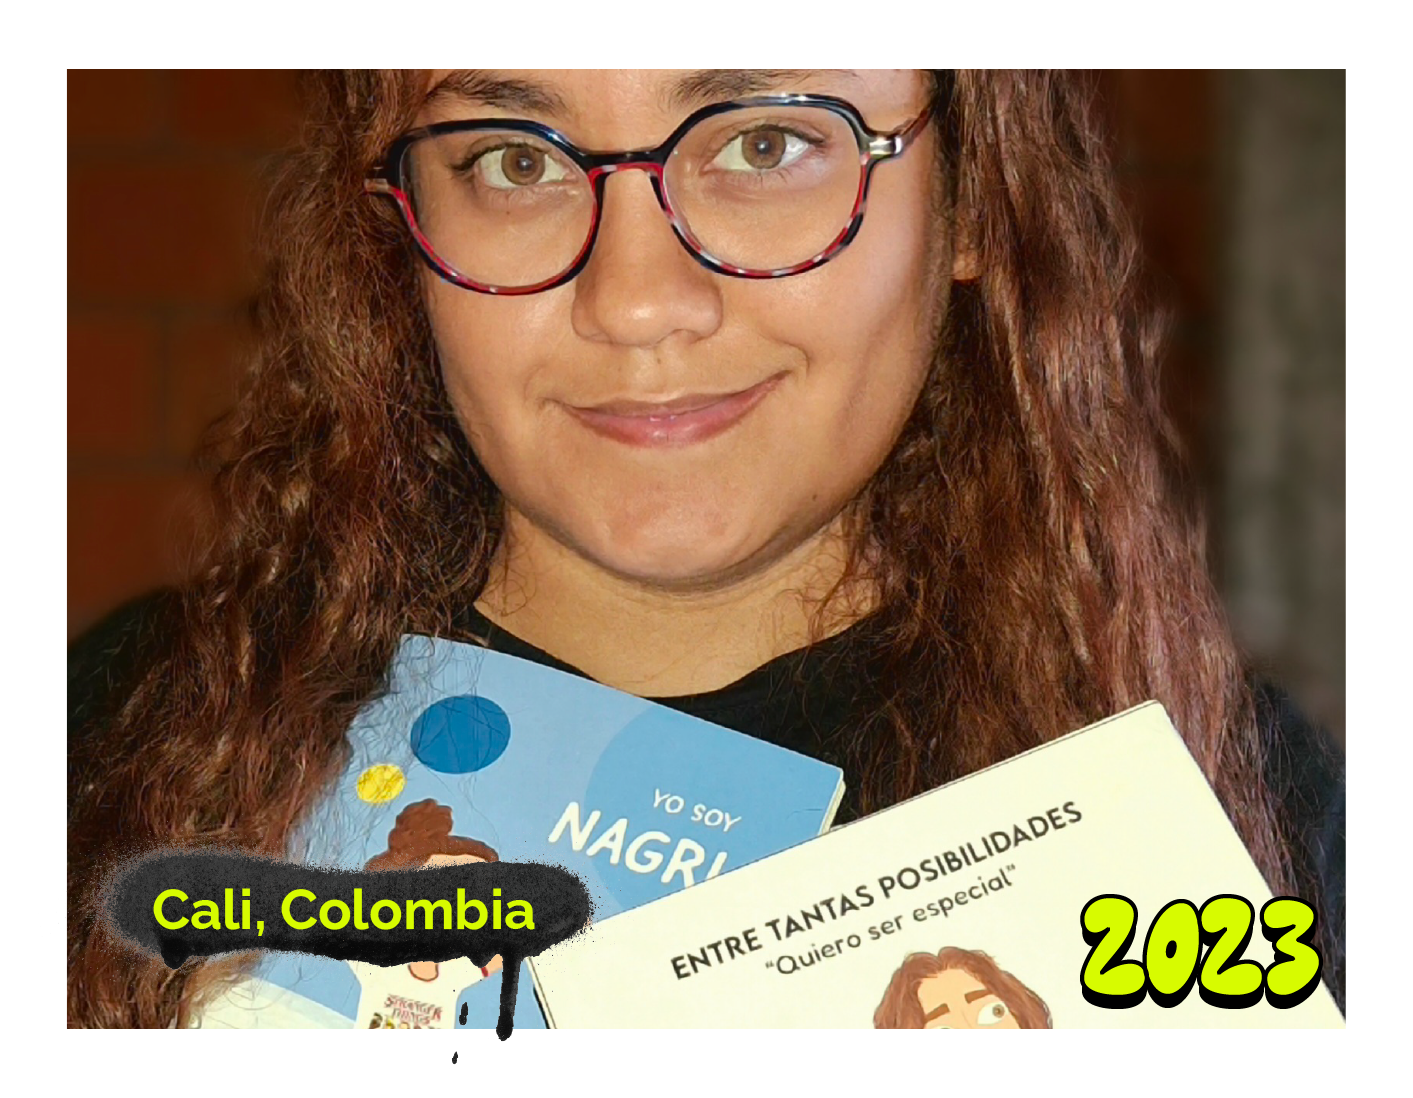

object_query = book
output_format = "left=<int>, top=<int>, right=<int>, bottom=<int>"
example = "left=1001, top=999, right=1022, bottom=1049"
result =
left=531, top=702, right=1344, bottom=1028
left=196, top=635, right=844, bottom=1030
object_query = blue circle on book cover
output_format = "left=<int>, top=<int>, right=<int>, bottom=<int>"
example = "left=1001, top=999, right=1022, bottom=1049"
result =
left=410, top=695, right=512, bottom=774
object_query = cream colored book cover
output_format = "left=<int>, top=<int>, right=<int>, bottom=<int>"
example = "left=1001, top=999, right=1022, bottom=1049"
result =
left=531, top=702, right=1342, bottom=1028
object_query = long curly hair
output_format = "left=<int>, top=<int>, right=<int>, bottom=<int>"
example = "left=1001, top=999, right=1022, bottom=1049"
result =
left=68, top=70, right=1291, bottom=1027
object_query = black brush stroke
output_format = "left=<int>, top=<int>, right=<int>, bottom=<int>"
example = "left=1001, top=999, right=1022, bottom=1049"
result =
left=100, top=850, right=592, bottom=1039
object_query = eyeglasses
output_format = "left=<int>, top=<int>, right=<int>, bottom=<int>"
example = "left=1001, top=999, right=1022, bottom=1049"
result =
left=364, top=93, right=936, bottom=296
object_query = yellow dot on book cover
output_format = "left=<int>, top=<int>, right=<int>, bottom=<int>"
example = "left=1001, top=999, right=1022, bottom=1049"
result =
left=357, top=764, right=405, bottom=804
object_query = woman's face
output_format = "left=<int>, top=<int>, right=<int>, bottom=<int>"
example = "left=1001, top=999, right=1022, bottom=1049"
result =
left=916, top=968, right=1020, bottom=1029
left=423, top=853, right=487, bottom=868
left=419, top=69, right=959, bottom=587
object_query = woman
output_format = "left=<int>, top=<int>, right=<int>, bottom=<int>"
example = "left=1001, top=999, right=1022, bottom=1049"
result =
left=67, top=70, right=1344, bottom=1027
left=345, top=799, right=503, bottom=1030
left=874, top=948, right=1052, bottom=1029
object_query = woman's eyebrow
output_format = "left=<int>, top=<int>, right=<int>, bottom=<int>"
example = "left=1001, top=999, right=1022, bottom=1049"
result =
left=422, top=69, right=862, bottom=119
left=663, top=69, right=860, bottom=112
left=423, top=70, right=571, bottom=117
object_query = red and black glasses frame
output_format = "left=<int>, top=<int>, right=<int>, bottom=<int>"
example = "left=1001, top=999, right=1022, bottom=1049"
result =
left=364, top=93, right=939, bottom=296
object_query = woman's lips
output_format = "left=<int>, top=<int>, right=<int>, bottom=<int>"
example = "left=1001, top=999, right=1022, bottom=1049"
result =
left=564, top=375, right=782, bottom=448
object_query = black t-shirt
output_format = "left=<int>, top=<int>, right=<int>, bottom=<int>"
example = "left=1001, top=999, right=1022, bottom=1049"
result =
left=69, top=591, right=1346, bottom=1011
left=452, top=604, right=875, bottom=815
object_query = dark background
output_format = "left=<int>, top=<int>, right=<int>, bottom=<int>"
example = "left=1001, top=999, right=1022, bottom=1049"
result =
left=67, top=70, right=1345, bottom=744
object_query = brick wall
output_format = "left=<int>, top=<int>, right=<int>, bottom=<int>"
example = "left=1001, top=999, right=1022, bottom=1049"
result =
left=1216, top=71, right=1345, bottom=742
left=1096, top=70, right=1219, bottom=487
left=69, top=71, right=300, bottom=636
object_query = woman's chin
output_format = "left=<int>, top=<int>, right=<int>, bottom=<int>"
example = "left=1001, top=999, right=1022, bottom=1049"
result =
left=578, top=527, right=774, bottom=592
left=519, top=487, right=826, bottom=591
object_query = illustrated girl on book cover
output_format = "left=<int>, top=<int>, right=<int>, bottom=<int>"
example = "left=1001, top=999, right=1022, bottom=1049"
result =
left=348, top=798, right=504, bottom=1029
left=873, top=947, right=1052, bottom=1029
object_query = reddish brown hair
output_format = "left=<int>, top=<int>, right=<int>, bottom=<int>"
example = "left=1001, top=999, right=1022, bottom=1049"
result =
left=874, top=947, right=1052, bottom=1029
left=68, top=71, right=1291, bottom=1027
left=364, top=799, right=498, bottom=871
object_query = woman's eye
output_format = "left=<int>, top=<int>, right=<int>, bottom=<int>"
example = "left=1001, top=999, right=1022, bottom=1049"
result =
left=976, top=1001, right=1010, bottom=1025
left=713, top=127, right=812, bottom=173
left=478, top=144, right=570, bottom=189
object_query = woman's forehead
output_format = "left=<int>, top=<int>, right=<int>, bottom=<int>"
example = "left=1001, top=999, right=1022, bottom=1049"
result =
left=417, top=68, right=926, bottom=131
left=424, top=852, right=486, bottom=866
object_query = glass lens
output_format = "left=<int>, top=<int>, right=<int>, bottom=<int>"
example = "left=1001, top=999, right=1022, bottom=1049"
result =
left=401, top=129, right=594, bottom=289
left=664, top=105, right=864, bottom=272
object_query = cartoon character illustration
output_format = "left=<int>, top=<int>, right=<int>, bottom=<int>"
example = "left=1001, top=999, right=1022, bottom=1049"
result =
left=349, top=799, right=503, bottom=1028
left=873, top=947, right=1052, bottom=1029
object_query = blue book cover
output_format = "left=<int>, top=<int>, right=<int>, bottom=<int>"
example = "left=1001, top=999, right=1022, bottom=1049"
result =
left=200, top=635, right=843, bottom=1029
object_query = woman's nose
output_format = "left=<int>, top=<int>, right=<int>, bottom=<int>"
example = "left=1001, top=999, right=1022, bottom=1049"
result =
left=569, top=168, right=722, bottom=349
